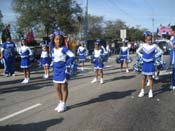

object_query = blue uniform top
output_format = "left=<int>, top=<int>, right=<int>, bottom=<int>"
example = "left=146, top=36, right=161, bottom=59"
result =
left=19, top=46, right=32, bottom=58
left=77, top=46, right=86, bottom=56
left=93, top=48, right=104, bottom=58
left=120, top=46, right=129, bottom=57
left=136, top=43, right=163, bottom=62
left=52, top=46, right=75, bottom=67
left=1, top=41, right=16, bottom=58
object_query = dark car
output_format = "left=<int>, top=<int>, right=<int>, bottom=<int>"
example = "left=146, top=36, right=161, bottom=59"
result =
left=155, top=40, right=170, bottom=54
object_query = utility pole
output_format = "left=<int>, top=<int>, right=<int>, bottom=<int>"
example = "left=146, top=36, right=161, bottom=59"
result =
left=84, top=0, right=88, bottom=43
left=152, top=17, right=155, bottom=41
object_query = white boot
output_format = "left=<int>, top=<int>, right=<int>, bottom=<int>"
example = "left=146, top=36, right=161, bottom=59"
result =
left=91, top=78, right=97, bottom=83
left=100, top=78, right=104, bottom=84
left=138, top=89, right=144, bottom=97
left=54, top=101, right=63, bottom=111
left=57, top=102, right=67, bottom=113
left=21, top=78, right=27, bottom=84
left=126, top=69, right=129, bottom=73
left=148, top=89, right=153, bottom=98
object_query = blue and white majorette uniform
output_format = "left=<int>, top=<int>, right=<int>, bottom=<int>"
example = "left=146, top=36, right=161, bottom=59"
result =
left=19, top=45, right=32, bottom=68
left=40, top=51, right=50, bottom=66
left=136, top=43, right=163, bottom=75
left=77, top=46, right=86, bottom=62
left=52, top=46, right=75, bottom=83
left=120, top=46, right=129, bottom=62
left=93, top=48, right=104, bottom=69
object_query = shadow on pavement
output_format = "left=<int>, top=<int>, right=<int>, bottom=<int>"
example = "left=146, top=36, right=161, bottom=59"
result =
left=105, top=75, right=136, bottom=83
left=153, top=74, right=172, bottom=96
left=0, top=118, right=64, bottom=131
left=0, top=78, right=53, bottom=94
left=68, top=89, right=136, bottom=110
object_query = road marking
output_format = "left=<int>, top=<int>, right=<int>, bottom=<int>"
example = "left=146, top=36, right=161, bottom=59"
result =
left=77, top=67, right=92, bottom=70
left=0, top=103, right=42, bottom=122
left=105, top=65, right=113, bottom=68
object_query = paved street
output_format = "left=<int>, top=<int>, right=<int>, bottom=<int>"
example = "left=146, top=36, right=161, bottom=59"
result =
left=0, top=54, right=175, bottom=131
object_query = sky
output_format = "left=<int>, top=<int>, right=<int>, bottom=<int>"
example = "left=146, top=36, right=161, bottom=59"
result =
left=0, top=0, right=175, bottom=31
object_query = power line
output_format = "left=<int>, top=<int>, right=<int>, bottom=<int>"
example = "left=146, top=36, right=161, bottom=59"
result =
left=109, top=0, right=137, bottom=20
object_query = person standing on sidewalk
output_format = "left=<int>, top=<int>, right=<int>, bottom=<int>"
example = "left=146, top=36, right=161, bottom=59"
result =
left=169, top=25, right=175, bottom=90
left=137, top=31, right=163, bottom=98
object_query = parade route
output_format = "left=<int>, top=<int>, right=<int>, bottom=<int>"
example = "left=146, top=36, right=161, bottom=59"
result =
left=0, top=55, right=175, bottom=131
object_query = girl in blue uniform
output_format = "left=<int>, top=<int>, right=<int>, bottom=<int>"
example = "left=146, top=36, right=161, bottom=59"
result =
left=119, top=42, right=130, bottom=72
left=0, top=36, right=17, bottom=77
left=169, top=25, right=175, bottom=90
left=137, top=31, right=162, bottom=98
left=19, top=38, right=32, bottom=83
left=40, top=45, right=49, bottom=79
left=52, top=31, right=75, bottom=113
left=91, top=40, right=104, bottom=84
left=77, top=42, right=86, bottom=71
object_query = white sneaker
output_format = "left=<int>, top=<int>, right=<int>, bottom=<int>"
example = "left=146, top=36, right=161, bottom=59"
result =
left=169, top=85, right=175, bottom=90
left=169, top=85, right=173, bottom=90
left=100, top=78, right=104, bottom=84
left=138, top=89, right=144, bottom=97
left=91, top=78, right=97, bottom=83
left=172, top=86, right=175, bottom=90
left=57, top=102, right=67, bottom=113
left=11, top=74, right=16, bottom=77
left=155, top=76, right=159, bottom=80
left=5, top=74, right=9, bottom=77
left=25, top=78, right=29, bottom=83
left=21, top=78, right=29, bottom=84
left=54, top=101, right=63, bottom=111
left=81, top=67, right=84, bottom=71
left=148, top=90, right=153, bottom=98
left=146, top=80, right=150, bottom=87
left=45, top=75, right=49, bottom=79
left=21, top=78, right=27, bottom=84
left=126, top=69, right=129, bottom=73
left=43, top=74, right=49, bottom=79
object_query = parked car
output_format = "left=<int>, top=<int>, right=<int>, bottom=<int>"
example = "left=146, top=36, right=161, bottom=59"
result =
left=155, top=40, right=170, bottom=54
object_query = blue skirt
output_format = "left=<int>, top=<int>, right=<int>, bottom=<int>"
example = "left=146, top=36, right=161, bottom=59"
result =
left=41, top=57, right=49, bottom=66
left=79, top=55, right=86, bottom=62
left=120, top=56, right=127, bottom=61
left=94, top=58, right=104, bottom=69
left=21, top=58, right=30, bottom=68
left=142, top=61, right=155, bottom=75
left=53, top=63, right=67, bottom=83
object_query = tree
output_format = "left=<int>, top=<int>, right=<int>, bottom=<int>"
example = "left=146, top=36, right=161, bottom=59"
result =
left=127, top=26, right=147, bottom=41
left=87, top=15, right=104, bottom=40
left=12, top=0, right=82, bottom=36
left=0, top=10, right=4, bottom=32
left=104, top=20, right=127, bottom=40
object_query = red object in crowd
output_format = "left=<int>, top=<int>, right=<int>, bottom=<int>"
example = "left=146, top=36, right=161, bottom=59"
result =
left=26, top=31, right=35, bottom=44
